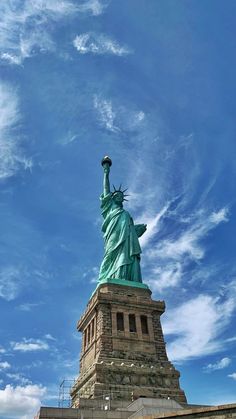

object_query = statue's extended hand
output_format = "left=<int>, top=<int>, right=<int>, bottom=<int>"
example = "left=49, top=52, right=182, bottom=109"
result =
left=103, top=162, right=110, bottom=174
left=135, top=224, right=147, bottom=238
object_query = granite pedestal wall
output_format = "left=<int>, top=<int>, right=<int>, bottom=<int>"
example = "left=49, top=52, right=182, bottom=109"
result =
left=71, top=283, right=186, bottom=406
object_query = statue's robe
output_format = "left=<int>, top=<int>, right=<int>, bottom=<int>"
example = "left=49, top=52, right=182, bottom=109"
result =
left=99, top=193, right=142, bottom=282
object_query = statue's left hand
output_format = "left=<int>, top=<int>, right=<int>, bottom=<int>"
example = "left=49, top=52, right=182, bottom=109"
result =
left=135, top=224, right=147, bottom=237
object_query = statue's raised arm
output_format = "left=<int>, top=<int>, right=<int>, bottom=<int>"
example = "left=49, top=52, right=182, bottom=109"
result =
left=99, top=156, right=147, bottom=286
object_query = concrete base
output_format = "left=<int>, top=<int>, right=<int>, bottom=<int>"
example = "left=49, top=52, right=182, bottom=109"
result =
left=124, top=398, right=183, bottom=418
left=37, top=406, right=130, bottom=419
left=36, top=401, right=236, bottom=419
left=136, top=402, right=236, bottom=418
left=36, top=397, right=184, bottom=419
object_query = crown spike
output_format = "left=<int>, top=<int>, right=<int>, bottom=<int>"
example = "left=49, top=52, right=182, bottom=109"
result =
left=119, top=184, right=122, bottom=191
left=113, top=184, right=116, bottom=191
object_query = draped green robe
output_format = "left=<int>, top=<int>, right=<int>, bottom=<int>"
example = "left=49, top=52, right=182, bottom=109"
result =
left=99, top=193, right=142, bottom=283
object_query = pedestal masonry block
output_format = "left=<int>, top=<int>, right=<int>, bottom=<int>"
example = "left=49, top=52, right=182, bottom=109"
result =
left=70, top=283, right=187, bottom=406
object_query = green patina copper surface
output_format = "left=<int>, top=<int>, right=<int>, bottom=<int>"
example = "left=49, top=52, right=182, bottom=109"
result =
left=96, top=156, right=149, bottom=290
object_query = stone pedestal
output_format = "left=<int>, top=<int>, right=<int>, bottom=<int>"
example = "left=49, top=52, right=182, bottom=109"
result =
left=71, top=283, right=187, bottom=406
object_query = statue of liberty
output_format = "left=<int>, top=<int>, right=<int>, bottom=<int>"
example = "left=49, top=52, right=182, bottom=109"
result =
left=99, top=156, right=147, bottom=284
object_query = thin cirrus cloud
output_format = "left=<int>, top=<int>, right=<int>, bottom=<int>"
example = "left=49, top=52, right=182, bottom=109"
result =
left=0, top=83, right=32, bottom=181
left=163, top=294, right=235, bottom=362
left=17, top=302, right=42, bottom=312
left=94, top=95, right=119, bottom=133
left=145, top=207, right=229, bottom=292
left=149, top=207, right=229, bottom=262
left=73, top=32, right=132, bottom=56
left=93, top=95, right=145, bottom=133
left=10, top=338, right=49, bottom=352
left=138, top=203, right=170, bottom=249
left=0, top=266, right=23, bottom=301
left=0, top=0, right=79, bottom=65
left=77, top=0, right=109, bottom=16
left=149, top=262, right=183, bottom=291
left=0, top=384, right=46, bottom=419
left=44, top=333, right=57, bottom=341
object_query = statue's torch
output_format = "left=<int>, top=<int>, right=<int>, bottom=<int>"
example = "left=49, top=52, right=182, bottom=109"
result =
left=101, top=156, right=112, bottom=168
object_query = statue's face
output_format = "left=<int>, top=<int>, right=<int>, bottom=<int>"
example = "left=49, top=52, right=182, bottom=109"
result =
left=113, top=191, right=124, bottom=204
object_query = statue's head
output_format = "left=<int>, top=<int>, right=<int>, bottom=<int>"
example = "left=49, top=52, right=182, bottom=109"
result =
left=112, top=191, right=124, bottom=204
left=112, top=185, right=129, bottom=205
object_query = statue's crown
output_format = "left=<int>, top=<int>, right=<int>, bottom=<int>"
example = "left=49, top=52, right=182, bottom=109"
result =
left=112, top=184, right=129, bottom=201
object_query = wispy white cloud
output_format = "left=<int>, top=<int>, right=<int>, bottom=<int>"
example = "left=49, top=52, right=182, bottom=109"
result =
left=0, top=0, right=78, bottom=65
left=73, top=32, right=132, bottom=56
left=138, top=203, right=170, bottom=248
left=161, top=133, right=194, bottom=162
left=0, top=384, right=46, bottom=419
left=204, top=357, right=231, bottom=372
left=148, top=262, right=183, bottom=292
left=6, top=373, right=32, bottom=386
left=30, top=0, right=78, bottom=15
left=0, top=266, right=22, bottom=301
left=77, top=0, right=109, bottom=16
left=17, top=302, right=42, bottom=312
left=23, top=361, right=43, bottom=370
left=11, top=338, right=49, bottom=352
left=0, top=361, right=11, bottom=371
left=163, top=294, right=235, bottom=362
left=146, top=207, right=229, bottom=292
left=0, top=83, right=32, bottom=180
left=210, top=208, right=229, bottom=224
left=44, top=333, right=56, bottom=341
left=93, top=95, right=145, bottom=133
left=225, top=336, right=236, bottom=343
left=150, top=207, right=229, bottom=262
left=228, top=372, right=236, bottom=380
left=94, top=96, right=119, bottom=133
left=60, top=131, right=79, bottom=145
left=82, top=266, right=99, bottom=284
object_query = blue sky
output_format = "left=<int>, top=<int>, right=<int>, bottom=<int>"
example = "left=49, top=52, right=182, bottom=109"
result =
left=0, top=0, right=236, bottom=417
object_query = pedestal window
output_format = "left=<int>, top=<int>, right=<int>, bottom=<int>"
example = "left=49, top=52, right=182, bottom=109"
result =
left=91, top=318, right=95, bottom=338
left=141, top=315, right=149, bottom=334
left=129, top=314, right=137, bottom=332
left=117, top=312, right=124, bottom=331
